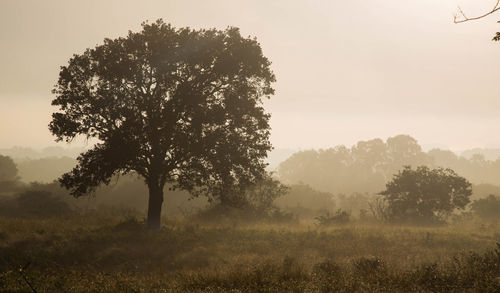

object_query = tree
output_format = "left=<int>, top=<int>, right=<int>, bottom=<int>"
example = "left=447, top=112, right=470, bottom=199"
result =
left=379, top=166, right=472, bottom=224
left=243, top=173, right=289, bottom=213
left=454, top=1, right=500, bottom=24
left=49, top=20, right=275, bottom=229
left=0, top=155, right=18, bottom=182
left=15, top=190, right=72, bottom=218
left=453, top=1, right=500, bottom=41
left=471, top=194, right=500, bottom=221
left=0, top=155, right=20, bottom=194
left=277, top=135, right=431, bottom=195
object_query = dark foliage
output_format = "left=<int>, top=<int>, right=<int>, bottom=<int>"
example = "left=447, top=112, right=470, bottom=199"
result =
left=379, top=166, right=472, bottom=224
left=0, top=190, right=72, bottom=218
left=315, top=209, right=351, bottom=226
left=241, top=173, right=289, bottom=211
left=49, top=19, right=275, bottom=229
left=494, top=31, right=500, bottom=41
left=191, top=175, right=293, bottom=224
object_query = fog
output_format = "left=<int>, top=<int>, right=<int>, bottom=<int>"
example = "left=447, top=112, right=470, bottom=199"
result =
left=2, top=1, right=500, bottom=291
left=2, top=0, right=500, bottom=150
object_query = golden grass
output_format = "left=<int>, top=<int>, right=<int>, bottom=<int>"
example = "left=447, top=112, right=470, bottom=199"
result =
left=0, top=215, right=499, bottom=292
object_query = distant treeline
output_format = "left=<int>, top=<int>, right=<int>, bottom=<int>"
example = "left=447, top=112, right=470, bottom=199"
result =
left=2, top=152, right=500, bottom=223
left=0, top=146, right=85, bottom=159
left=3, top=143, right=500, bottom=185
left=0, top=147, right=82, bottom=183
left=278, top=134, right=500, bottom=195
left=3, top=136, right=500, bottom=223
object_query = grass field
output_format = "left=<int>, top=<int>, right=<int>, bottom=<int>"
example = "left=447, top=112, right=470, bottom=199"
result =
left=0, top=215, right=499, bottom=292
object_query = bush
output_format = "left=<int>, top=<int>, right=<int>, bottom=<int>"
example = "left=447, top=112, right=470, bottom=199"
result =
left=17, top=190, right=73, bottom=218
left=113, top=216, right=145, bottom=232
left=353, top=257, right=387, bottom=280
left=471, top=194, right=500, bottom=221
left=315, top=209, right=350, bottom=226
left=0, top=190, right=73, bottom=218
left=380, top=166, right=472, bottom=224
left=275, top=184, right=336, bottom=218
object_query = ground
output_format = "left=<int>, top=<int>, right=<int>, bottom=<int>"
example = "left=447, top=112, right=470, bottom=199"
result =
left=0, top=214, right=499, bottom=292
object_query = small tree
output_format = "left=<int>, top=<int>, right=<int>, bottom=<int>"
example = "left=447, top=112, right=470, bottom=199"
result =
left=208, top=173, right=289, bottom=213
left=0, top=155, right=20, bottom=193
left=0, top=155, right=18, bottom=183
left=379, top=166, right=472, bottom=224
left=192, top=174, right=290, bottom=223
left=471, top=194, right=500, bottom=221
left=243, top=173, right=289, bottom=213
left=49, top=20, right=275, bottom=229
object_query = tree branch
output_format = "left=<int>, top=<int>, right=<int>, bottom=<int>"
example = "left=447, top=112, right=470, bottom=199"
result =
left=454, top=0, right=500, bottom=23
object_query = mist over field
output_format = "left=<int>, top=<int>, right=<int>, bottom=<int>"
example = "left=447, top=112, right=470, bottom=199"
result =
left=2, top=1, right=500, bottom=292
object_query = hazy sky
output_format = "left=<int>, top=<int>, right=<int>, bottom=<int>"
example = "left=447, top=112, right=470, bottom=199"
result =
left=1, top=0, right=500, bottom=151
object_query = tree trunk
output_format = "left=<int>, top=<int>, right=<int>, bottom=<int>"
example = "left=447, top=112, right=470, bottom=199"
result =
left=147, top=182, right=164, bottom=230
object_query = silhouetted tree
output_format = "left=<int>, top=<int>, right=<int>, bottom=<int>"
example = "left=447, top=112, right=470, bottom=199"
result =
left=379, top=166, right=472, bottom=224
left=49, top=20, right=275, bottom=229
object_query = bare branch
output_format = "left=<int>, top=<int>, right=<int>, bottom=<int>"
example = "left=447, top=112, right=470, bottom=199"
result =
left=454, top=0, right=500, bottom=23
left=18, top=262, right=37, bottom=293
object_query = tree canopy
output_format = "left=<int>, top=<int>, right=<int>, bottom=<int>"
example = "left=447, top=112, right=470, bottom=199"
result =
left=379, top=166, right=472, bottom=224
left=49, top=19, right=275, bottom=229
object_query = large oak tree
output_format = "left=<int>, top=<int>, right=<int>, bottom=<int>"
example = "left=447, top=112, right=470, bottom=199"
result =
left=49, top=20, right=275, bottom=229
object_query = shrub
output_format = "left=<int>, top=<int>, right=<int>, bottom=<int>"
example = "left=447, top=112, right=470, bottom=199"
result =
left=1, top=190, right=74, bottom=218
left=471, top=194, right=500, bottom=221
left=275, top=184, right=336, bottom=218
left=315, top=209, right=350, bottom=226
left=379, top=166, right=472, bottom=224
left=353, top=257, right=387, bottom=279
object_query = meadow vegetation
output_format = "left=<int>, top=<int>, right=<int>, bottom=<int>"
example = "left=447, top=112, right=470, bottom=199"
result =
left=0, top=209, right=499, bottom=292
